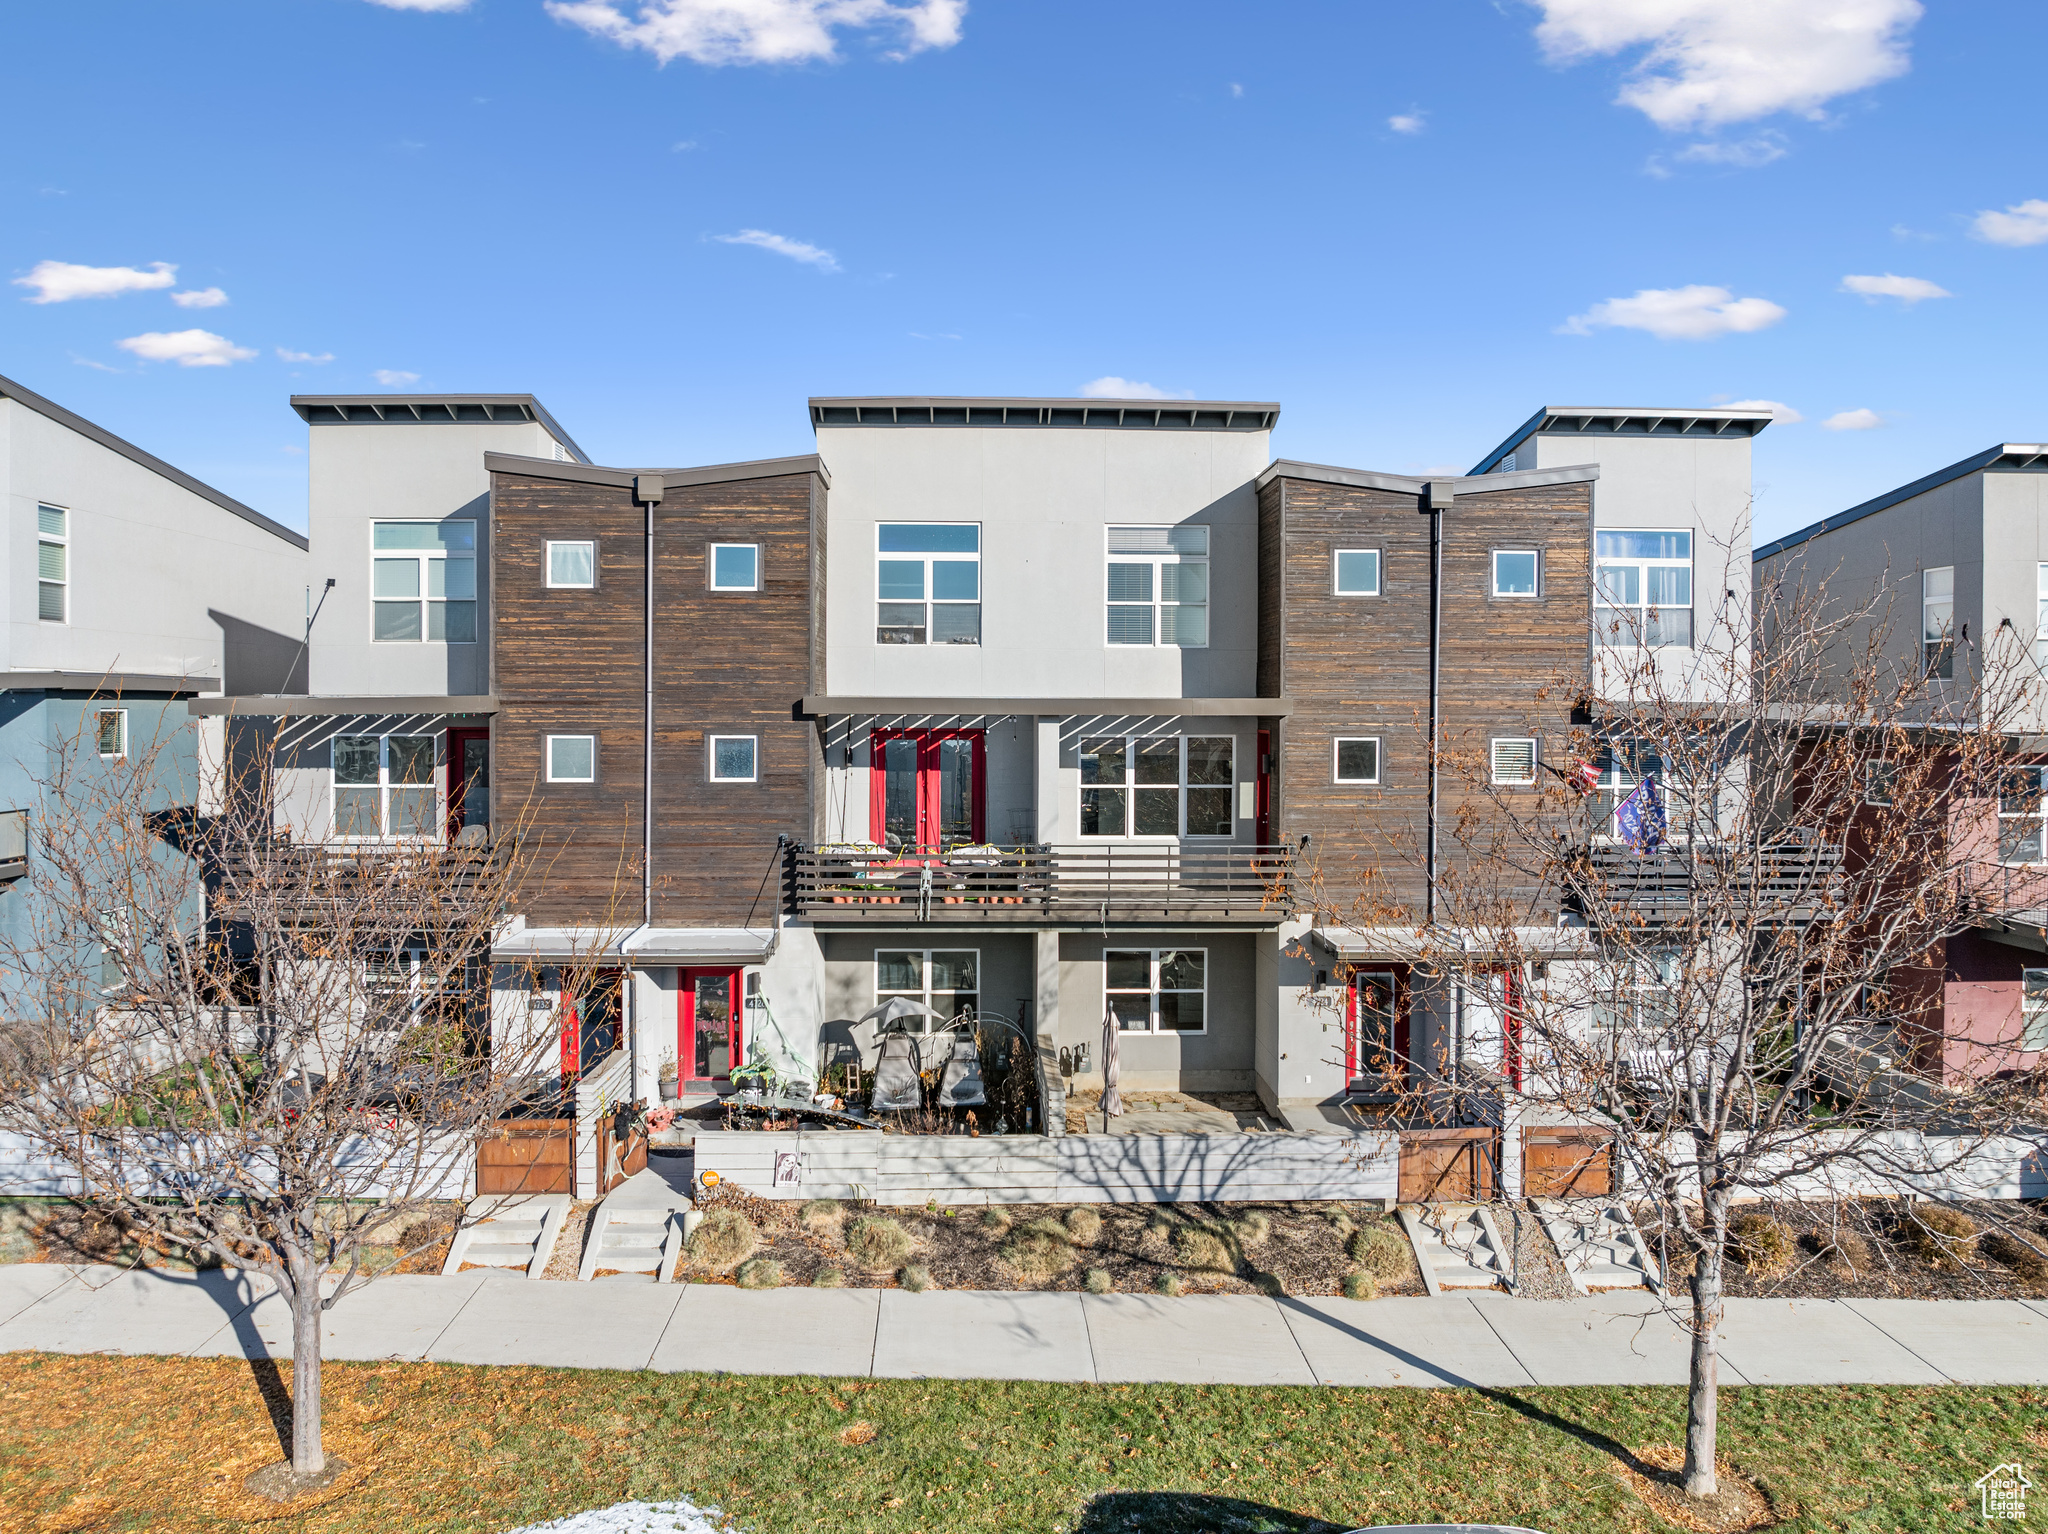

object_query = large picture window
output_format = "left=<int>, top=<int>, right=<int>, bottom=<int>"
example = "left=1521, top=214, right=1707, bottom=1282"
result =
left=877, top=523, right=979, bottom=645
left=333, top=734, right=437, bottom=838
left=1106, top=948, right=1206, bottom=1033
left=1080, top=735, right=1234, bottom=838
left=875, top=949, right=979, bottom=1031
left=373, top=520, right=476, bottom=643
left=1596, top=529, right=1691, bottom=648
left=1107, top=525, right=1208, bottom=647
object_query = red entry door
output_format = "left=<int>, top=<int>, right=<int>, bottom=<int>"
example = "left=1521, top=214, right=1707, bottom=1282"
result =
left=680, top=968, right=741, bottom=1083
left=871, top=728, right=984, bottom=854
left=447, top=728, right=490, bottom=840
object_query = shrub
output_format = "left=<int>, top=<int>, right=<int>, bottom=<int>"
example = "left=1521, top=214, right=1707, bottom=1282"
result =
left=1981, top=1229, right=2048, bottom=1280
left=1347, top=1222, right=1413, bottom=1282
left=897, top=1263, right=933, bottom=1293
left=1251, top=1270, right=1287, bottom=1297
left=1807, top=1225, right=1874, bottom=1272
left=1727, top=1211, right=1794, bottom=1278
left=979, top=1207, right=1012, bottom=1235
left=1904, top=1204, right=1979, bottom=1269
left=797, top=1199, right=844, bottom=1234
left=685, top=1208, right=757, bottom=1272
left=1170, top=1222, right=1234, bottom=1273
left=1233, top=1211, right=1272, bottom=1249
left=845, top=1215, right=913, bottom=1270
left=1155, top=1271, right=1187, bottom=1297
left=1325, top=1207, right=1359, bottom=1239
left=1342, top=1270, right=1378, bottom=1302
left=1084, top=1267, right=1112, bottom=1294
left=735, top=1257, right=784, bottom=1290
left=1064, top=1206, right=1103, bottom=1245
left=811, top=1265, right=846, bottom=1288
left=1000, top=1222, right=1076, bottom=1281
left=1145, top=1210, right=1174, bottom=1239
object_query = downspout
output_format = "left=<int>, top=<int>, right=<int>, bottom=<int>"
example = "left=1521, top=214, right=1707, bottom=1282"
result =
left=634, top=475, right=664, bottom=932
left=1425, top=479, right=1454, bottom=927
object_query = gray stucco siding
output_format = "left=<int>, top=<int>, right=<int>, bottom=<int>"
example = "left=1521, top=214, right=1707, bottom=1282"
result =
left=1057, top=931, right=1255, bottom=1091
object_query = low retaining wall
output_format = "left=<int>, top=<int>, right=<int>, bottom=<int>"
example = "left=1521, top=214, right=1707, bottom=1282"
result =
left=0, top=1130, right=473, bottom=1201
left=693, top=1129, right=1401, bottom=1206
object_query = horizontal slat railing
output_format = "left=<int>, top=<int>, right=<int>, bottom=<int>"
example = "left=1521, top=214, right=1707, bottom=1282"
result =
left=1569, top=840, right=1844, bottom=922
left=789, top=843, right=1292, bottom=922
left=208, top=840, right=499, bottom=922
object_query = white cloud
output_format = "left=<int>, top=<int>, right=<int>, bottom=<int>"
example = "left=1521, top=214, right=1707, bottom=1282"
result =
left=365, top=0, right=473, bottom=10
left=1079, top=377, right=1195, bottom=401
left=1722, top=398, right=1803, bottom=423
left=1823, top=407, right=1884, bottom=430
left=374, top=369, right=422, bottom=386
left=1561, top=284, right=1787, bottom=341
left=277, top=347, right=335, bottom=364
left=713, top=228, right=840, bottom=271
left=1388, top=111, right=1426, bottom=134
left=1529, top=0, right=1923, bottom=130
left=14, top=260, right=176, bottom=303
left=1839, top=272, right=1949, bottom=304
left=545, top=0, right=965, bottom=66
left=116, top=330, right=257, bottom=368
left=171, top=287, right=229, bottom=309
left=1229, top=82, right=1243, bottom=98
left=1972, top=198, right=2048, bottom=248
left=672, top=139, right=699, bottom=151
left=1891, top=222, right=1937, bottom=241
left=1674, top=133, right=1786, bottom=167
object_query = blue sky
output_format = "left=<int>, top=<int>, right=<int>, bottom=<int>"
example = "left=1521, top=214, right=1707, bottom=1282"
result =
left=3, top=0, right=2044, bottom=542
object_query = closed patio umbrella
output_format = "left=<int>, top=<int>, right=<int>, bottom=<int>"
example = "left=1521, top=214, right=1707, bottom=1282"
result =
left=1101, top=1003, right=1123, bottom=1119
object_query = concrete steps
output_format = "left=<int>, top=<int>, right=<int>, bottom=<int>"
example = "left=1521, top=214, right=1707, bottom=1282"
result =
left=578, top=1168, right=690, bottom=1283
left=440, top=1194, right=571, bottom=1280
left=1399, top=1202, right=1514, bottom=1296
left=1535, top=1198, right=1661, bottom=1294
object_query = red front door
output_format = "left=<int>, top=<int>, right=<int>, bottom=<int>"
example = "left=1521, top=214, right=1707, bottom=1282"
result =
left=680, top=968, right=741, bottom=1083
left=871, top=728, right=984, bottom=854
left=447, top=728, right=490, bottom=840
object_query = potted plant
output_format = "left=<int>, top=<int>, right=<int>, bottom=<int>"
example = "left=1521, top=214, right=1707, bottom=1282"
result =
left=657, top=1048, right=679, bottom=1102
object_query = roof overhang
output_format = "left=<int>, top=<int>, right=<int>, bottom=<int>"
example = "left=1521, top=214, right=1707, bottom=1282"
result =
left=1469, top=405, right=1774, bottom=476
left=810, top=397, right=1278, bottom=432
left=491, top=926, right=777, bottom=963
left=293, top=393, right=590, bottom=464
left=6, top=670, right=218, bottom=697
left=485, top=452, right=828, bottom=491
left=1756, top=443, right=2048, bottom=562
left=1314, top=925, right=1597, bottom=961
left=799, top=696, right=1290, bottom=718
left=187, top=694, right=496, bottom=717
left=1257, top=460, right=1599, bottom=496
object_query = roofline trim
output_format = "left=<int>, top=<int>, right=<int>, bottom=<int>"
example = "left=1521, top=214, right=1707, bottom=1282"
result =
left=1256, top=459, right=1600, bottom=495
left=484, top=452, right=829, bottom=492
left=1468, top=405, right=1775, bottom=475
left=1755, top=444, right=2048, bottom=562
left=0, top=371, right=308, bottom=550
left=186, top=694, right=497, bottom=718
left=291, top=393, right=591, bottom=464
left=4, top=670, right=218, bottom=697
left=799, top=696, right=1291, bottom=718
left=809, top=396, right=1279, bottom=431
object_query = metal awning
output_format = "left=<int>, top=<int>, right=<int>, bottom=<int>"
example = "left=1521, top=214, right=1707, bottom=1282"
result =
left=491, top=925, right=776, bottom=963
left=1315, top=925, right=1597, bottom=961
left=187, top=694, right=496, bottom=717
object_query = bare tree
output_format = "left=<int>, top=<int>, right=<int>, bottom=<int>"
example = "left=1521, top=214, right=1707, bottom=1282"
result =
left=1307, top=543, right=2048, bottom=1502
left=0, top=714, right=603, bottom=1493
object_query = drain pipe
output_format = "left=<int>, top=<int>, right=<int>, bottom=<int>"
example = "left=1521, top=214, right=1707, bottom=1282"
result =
left=1424, top=478, right=1454, bottom=928
left=634, top=474, right=664, bottom=931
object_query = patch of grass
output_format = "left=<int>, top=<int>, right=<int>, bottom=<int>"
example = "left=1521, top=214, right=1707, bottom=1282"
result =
left=844, top=1216, right=913, bottom=1271
left=979, top=1207, right=1012, bottom=1236
left=1345, top=1221, right=1411, bottom=1282
left=1727, top=1212, right=1794, bottom=1278
left=1084, top=1266, right=1112, bottom=1294
left=1981, top=1229, right=2048, bottom=1280
left=796, top=1199, right=844, bottom=1235
left=897, top=1263, right=933, bottom=1293
left=1341, top=1270, right=1378, bottom=1301
left=999, top=1220, right=1075, bottom=1281
left=1063, top=1206, right=1102, bottom=1246
left=1170, top=1222, right=1234, bottom=1274
left=1232, top=1211, right=1271, bottom=1249
left=1806, top=1224, right=1874, bottom=1272
left=811, top=1265, right=845, bottom=1289
left=684, top=1208, right=756, bottom=1273
left=734, top=1258, right=783, bottom=1290
left=1155, top=1270, right=1187, bottom=1296
left=1904, top=1204, right=1979, bottom=1270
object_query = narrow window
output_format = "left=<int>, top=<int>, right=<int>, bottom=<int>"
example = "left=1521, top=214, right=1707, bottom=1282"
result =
left=546, top=540, right=595, bottom=589
left=95, top=709, right=127, bottom=760
left=710, top=544, right=760, bottom=592
left=2024, top=969, right=2048, bottom=1052
left=1863, top=760, right=1894, bottom=806
left=1107, top=526, right=1208, bottom=647
left=876, top=949, right=979, bottom=1031
left=1334, top=737, right=1380, bottom=784
left=373, top=520, right=477, bottom=643
left=1923, top=566, right=1954, bottom=680
left=709, top=734, right=758, bottom=783
left=1493, top=549, right=1539, bottom=597
left=1596, top=530, right=1693, bottom=647
left=546, top=734, right=596, bottom=784
left=1106, top=948, right=1207, bottom=1034
left=1334, top=549, right=1381, bottom=596
left=877, top=524, right=979, bottom=644
left=37, top=504, right=68, bottom=624
left=1080, top=735, right=1233, bottom=837
left=1491, top=737, right=1538, bottom=786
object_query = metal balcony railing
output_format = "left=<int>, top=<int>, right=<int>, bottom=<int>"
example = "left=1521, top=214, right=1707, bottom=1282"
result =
left=208, top=837, right=499, bottom=926
left=1565, top=837, right=1844, bottom=924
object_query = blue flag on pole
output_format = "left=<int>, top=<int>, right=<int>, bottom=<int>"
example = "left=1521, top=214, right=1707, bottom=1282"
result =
left=1616, top=776, right=1666, bottom=854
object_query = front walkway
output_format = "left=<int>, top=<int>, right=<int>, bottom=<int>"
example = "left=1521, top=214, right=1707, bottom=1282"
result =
left=2, top=1263, right=2045, bottom=1387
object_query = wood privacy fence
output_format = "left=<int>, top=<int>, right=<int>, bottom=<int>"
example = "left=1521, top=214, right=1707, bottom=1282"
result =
left=692, top=1129, right=1401, bottom=1206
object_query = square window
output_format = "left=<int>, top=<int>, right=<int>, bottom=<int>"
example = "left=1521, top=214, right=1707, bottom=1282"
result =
left=1106, top=525, right=1207, bottom=647
left=1335, top=737, right=1380, bottom=784
left=372, top=520, right=476, bottom=644
left=710, top=735, right=757, bottom=783
left=876, top=525, right=979, bottom=646
left=875, top=947, right=979, bottom=1031
left=547, top=735, right=596, bottom=783
left=1334, top=549, right=1380, bottom=596
left=547, top=541, right=595, bottom=588
left=1493, top=550, right=1539, bottom=597
left=1491, top=737, right=1538, bottom=786
left=1105, top=947, right=1208, bottom=1034
left=710, top=544, right=760, bottom=591
left=95, top=709, right=126, bottom=759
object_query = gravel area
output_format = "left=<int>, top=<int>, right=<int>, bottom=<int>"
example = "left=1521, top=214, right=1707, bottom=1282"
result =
left=1496, top=1202, right=1577, bottom=1300
left=501, top=1499, right=741, bottom=1533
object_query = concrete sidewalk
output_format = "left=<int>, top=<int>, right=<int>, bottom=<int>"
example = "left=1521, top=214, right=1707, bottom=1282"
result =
left=3, top=1263, right=2046, bottom=1388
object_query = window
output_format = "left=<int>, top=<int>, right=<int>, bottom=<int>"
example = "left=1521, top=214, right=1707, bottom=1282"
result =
left=546, top=540, right=595, bottom=589
left=1334, top=549, right=1381, bottom=596
left=1491, top=737, right=1537, bottom=786
left=1863, top=760, right=1895, bottom=806
left=95, top=709, right=126, bottom=760
left=1596, top=529, right=1692, bottom=648
left=709, top=735, right=757, bottom=783
left=1593, top=950, right=1682, bottom=1042
left=37, top=504, right=67, bottom=624
left=1334, top=737, right=1380, bottom=785
left=2024, top=969, right=2048, bottom=1052
left=2038, top=565, right=2048, bottom=673
left=1591, top=738, right=1690, bottom=840
left=1999, top=766, right=2048, bottom=863
left=877, top=523, right=979, bottom=644
left=333, top=734, right=437, bottom=838
left=1923, top=566, right=1954, bottom=680
left=1080, top=735, right=1234, bottom=837
left=97, top=906, right=131, bottom=994
left=373, top=520, right=476, bottom=643
left=1107, top=525, right=1208, bottom=647
left=546, top=735, right=596, bottom=784
left=875, top=949, right=978, bottom=1031
left=1493, top=549, right=1540, bottom=597
left=710, top=543, right=760, bottom=592
left=1106, top=948, right=1206, bottom=1033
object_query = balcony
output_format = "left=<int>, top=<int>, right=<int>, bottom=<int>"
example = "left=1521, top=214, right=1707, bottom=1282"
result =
left=1565, top=838, right=1843, bottom=925
left=208, top=837, right=499, bottom=927
left=789, top=843, right=1294, bottom=925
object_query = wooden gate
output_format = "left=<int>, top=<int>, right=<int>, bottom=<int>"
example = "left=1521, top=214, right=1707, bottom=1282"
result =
left=594, top=1123, right=649, bottom=1195
left=477, top=1119, right=574, bottom=1195
left=1523, top=1127, right=1614, bottom=1198
left=1398, top=1128, right=1497, bottom=1202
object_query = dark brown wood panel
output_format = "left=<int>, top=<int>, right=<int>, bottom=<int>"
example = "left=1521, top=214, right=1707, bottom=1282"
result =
left=476, top=1119, right=574, bottom=1195
left=1398, top=1127, right=1499, bottom=1202
left=1522, top=1128, right=1614, bottom=1198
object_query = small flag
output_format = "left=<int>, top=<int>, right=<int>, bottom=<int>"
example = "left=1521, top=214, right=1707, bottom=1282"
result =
left=1616, top=776, right=1666, bottom=854
left=1570, top=757, right=1602, bottom=795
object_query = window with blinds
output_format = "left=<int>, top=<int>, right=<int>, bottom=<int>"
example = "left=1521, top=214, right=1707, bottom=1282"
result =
left=38, top=504, right=67, bottom=623
left=1106, top=525, right=1208, bottom=647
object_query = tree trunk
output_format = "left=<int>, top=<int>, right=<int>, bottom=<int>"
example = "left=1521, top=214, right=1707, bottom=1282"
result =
left=288, top=1251, right=325, bottom=1477
left=1683, top=1246, right=1722, bottom=1498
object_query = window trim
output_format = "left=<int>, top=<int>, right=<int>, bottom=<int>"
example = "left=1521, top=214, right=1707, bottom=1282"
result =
left=545, top=733, right=598, bottom=785
left=37, top=502, right=69, bottom=626
left=1079, top=733, right=1236, bottom=840
left=1862, top=759, right=1895, bottom=806
left=1333, top=547, right=1382, bottom=597
left=1105, top=524, right=1210, bottom=649
left=95, top=708, right=128, bottom=760
left=876, top=522, right=981, bottom=646
left=331, top=732, right=442, bottom=841
left=709, top=542, right=761, bottom=593
left=1923, top=565, right=1955, bottom=681
left=371, top=519, right=478, bottom=645
left=545, top=539, right=597, bottom=590
left=1333, top=736, right=1381, bottom=785
left=1596, top=527, right=1695, bottom=649
left=708, top=733, right=759, bottom=784
left=1492, top=548, right=1541, bottom=599
left=1490, top=736, right=1538, bottom=787
left=874, top=947, right=981, bottom=1033
left=1105, top=946, right=1210, bottom=1036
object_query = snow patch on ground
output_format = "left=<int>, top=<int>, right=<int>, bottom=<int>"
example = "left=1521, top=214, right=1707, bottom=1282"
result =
left=501, top=1499, right=742, bottom=1533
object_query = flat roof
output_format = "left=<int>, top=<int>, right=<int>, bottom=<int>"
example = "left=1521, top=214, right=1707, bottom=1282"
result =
left=1755, top=444, right=2048, bottom=562
left=809, top=396, right=1279, bottom=431
left=0, top=370, right=307, bottom=550
left=291, top=393, right=590, bottom=463
left=1468, top=405, right=1776, bottom=475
